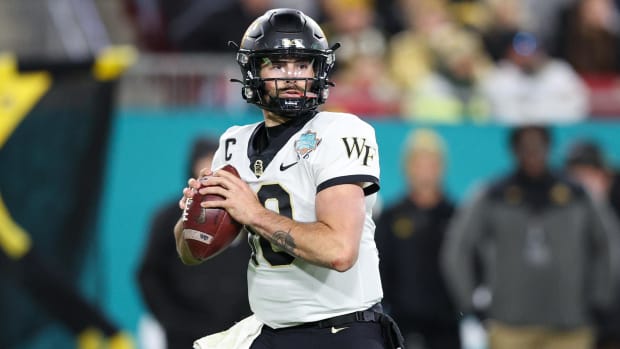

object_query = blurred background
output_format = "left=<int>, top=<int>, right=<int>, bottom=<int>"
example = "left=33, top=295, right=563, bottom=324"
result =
left=1, top=0, right=620, bottom=348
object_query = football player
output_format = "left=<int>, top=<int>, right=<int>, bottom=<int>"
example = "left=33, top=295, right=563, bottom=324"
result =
left=174, top=8, right=404, bottom=349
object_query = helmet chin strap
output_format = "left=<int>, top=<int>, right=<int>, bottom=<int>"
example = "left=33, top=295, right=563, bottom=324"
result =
left=257, top=78, right=319, bottom=118
left=262, top=96, right=317, bottom=118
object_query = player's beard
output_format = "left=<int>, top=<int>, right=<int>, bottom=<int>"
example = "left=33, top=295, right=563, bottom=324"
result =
left=261, top=79, right=320, bottom=119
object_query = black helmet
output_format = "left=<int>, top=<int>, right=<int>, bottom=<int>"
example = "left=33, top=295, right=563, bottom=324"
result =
left=233, top=8, right=338, bottom=118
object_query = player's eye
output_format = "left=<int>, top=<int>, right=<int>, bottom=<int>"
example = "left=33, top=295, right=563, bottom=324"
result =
left=270, top=63, right=284, bottom=70
left=269, top=62, right=285, bottom=71
left=296, top=61, right=312, bottom=70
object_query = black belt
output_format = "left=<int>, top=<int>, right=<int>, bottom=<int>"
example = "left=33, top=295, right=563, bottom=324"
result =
left=314, top=303, right=383, bottom=328
left=272, top=303, right=383, bottom=330
left=268, top=303, right=406, bottom=348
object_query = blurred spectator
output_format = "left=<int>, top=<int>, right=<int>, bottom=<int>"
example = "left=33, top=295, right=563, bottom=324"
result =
left=323, top=53, right=402, bottom=117
left=552, top=0, right=620, bottom=74
left=321, top=0, right=401, bottom=117
left=168, top=0, right=272, bottom=52
left=376, top=129, right=461, bottom=349
left=564, top=140, right=620, bottom=349
left=124, top=0, right=170, bottom=51
left=565, top=141, right=614, bottom=201
left=401, top=26, right=492, bottom=123
left=137, top=137, right=251, bottom=349
left=388, top=0, right=456, bottom=90
left=480, top=0, right=528, bottom=62
left=126, top=0, right=321, bottom=52
left=374, top=0, right=407, bottom=36
left=125, top=0, right=230, bottom=51
left=522, top=0, right=577, bottom=50
left=442, top=125, right=616, bottom=349
left=448, top=0, right=494, bottom=33
left=481, top=31, right=589, bottom=124
left=321, top=0, right=386, bottom=69
left=551, top=0, right=620, bottom=117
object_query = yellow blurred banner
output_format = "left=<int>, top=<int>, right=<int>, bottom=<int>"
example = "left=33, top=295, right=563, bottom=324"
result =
left=93, top=45, right=137, bottom=81
left=0, top=194, right=31, bottom=259
left=0, top=53, right=51, bottom=148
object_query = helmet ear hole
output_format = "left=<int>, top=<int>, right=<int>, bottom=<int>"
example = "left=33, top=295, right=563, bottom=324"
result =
left=243, top=87, right=255, bottom=100
left=321, top=88, right=329, bottom=101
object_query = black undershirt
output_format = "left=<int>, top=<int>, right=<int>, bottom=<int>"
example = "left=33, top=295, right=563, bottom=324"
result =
left=248, top=111, right=316, bottom=176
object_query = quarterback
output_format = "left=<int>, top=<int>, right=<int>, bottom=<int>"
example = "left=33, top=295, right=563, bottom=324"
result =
left=174, top=8, right=404, bottom=349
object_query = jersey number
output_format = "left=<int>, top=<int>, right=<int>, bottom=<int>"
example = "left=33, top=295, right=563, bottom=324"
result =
left=248, top=184, right=295, bottom=267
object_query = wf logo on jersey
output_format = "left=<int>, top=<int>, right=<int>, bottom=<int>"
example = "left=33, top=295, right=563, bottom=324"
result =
left=295, top=130, right=321, bottom=159
left=342, top=137, right=377, bottom=166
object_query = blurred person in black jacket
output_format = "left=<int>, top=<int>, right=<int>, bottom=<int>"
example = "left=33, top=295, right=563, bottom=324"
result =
left=375, top=128, right=461, bottom=349
left=442, top=125, right=616, bottom=349
left=564, top=140, right=620, bottom=349
left=137, top=137, right=251, bottom=349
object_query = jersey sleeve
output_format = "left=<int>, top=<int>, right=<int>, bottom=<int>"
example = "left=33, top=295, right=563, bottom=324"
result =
left=313, top=116, right=380, bottom=196
left=210, top=135, right=227, bottom=172
left=210, top=126, right=240, bottom=171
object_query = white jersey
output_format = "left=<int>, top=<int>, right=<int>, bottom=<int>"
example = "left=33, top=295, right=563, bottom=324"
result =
left=211, top=111, right=383, bottom=329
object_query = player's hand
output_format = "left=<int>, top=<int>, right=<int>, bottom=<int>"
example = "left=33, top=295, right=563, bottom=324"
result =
left=179, top=177, right=201, bottom=210
left=198, top=167, right=213, bottom=178
left=179, top=168, right=215, bottom=210
left=197, top=169, right=264, bottom=226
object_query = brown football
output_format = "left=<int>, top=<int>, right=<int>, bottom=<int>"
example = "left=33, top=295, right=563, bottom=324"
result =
left=182, top=164, right=243, bottom=260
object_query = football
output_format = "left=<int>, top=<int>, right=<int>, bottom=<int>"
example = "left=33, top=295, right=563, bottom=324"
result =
left=182, top=164, right=243, bottom=260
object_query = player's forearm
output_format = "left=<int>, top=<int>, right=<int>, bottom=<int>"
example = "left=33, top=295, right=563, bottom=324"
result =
left=173, top=218, right=203, bottom=265
left=247, top=208, right=359, bottom=272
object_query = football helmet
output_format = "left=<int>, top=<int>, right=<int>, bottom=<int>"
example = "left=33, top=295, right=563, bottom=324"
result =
left=233, top=8, right=338, bottom=118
